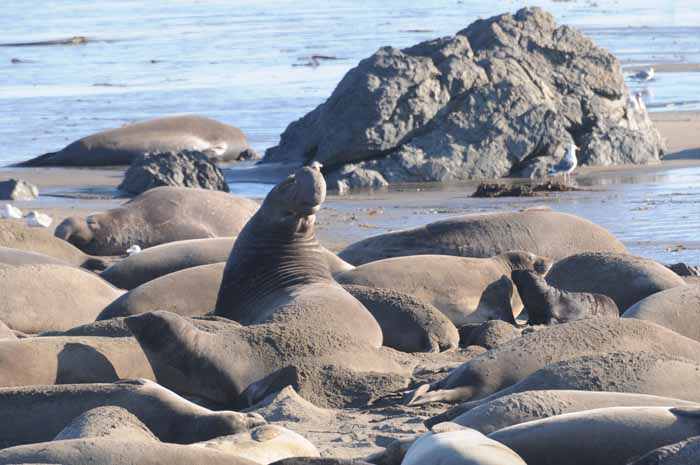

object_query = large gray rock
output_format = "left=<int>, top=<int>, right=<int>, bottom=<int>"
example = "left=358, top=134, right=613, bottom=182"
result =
left=119, top=150, right=230, bottom=195
left=0, top=179, right=38, bottom=200
left=263, top=8, right=664, bottom=187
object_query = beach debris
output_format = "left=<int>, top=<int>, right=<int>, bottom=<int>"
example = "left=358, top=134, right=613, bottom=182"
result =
left=0, top=204, right=23, bottom=219
left=118, top=150, right=230, bottom=195
left=0, top=178, right=39, bottom=201
left=631, top=67, right=655, bottom=81
left=472, top=180, right=580, bottom=198
left=25, top=211, right=52, bottom=228
left=126, top=245, right=142, bottom=256
left=0, top=36, right=88, bottom=47
left=293, top=54, right=340, bottom=67
left=548, top=143, right=579, bottom=182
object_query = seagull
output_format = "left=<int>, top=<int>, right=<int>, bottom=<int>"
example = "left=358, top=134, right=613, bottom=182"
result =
left=548, top=143, right=579, bottom=183
left=631, top=67, right=655, bottom=81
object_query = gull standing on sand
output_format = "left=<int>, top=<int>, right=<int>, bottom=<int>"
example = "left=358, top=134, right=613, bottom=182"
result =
left=548, top=143, right=579, bottom=183
left=631, top=67, right=655, bottom=81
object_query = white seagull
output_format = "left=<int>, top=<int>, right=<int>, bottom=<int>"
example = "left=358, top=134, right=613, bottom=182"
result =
left=631, top=67, right=655, bottom=81
left=548, top=143, right=579, bottom=183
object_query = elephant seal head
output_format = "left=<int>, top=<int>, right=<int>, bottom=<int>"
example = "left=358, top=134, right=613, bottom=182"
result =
left=54, top=216, right=98, bottom=251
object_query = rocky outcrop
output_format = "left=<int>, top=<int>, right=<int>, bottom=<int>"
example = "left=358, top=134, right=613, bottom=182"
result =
left=263, top=8, right=664, bottom=188
left=119, top=150, right=230, bottom=195
left=0, top=179, right=38, bottom=201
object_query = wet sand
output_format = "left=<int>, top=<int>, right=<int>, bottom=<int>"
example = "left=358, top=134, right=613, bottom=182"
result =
left=1, top=111, right=699, bottom=262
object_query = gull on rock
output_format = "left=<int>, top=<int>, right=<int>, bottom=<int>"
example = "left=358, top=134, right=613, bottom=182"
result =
left=548, top=143, right=578, bottom=183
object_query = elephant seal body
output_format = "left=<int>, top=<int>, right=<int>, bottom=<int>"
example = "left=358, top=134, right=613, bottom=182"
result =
left=402, top=423, right=526, bottom=465
left=431, top=390, right=700, bottom=433
left=55, top=186, right=258, bottom=255
left=54, top=405, right=158, bottom=441
left=126, top=167, right=412, bottom=408
left=97, top=263, right=225, bottom=319
left=511, top=269, right=619, bottom=324
left=192, top=424, right=319, bottom=464
left=0, top=439, right=260, bottom=465
left=337, top=252, right=553, bottom=326
left=0, top=379, right=263, bottom=448
left=547, top=252, right=686, bottom=312
left=0, top=245, right=69, bottom=267
left=407, top=318, right=700, bottom=405
left=0, top=264, right=123, bottom=333
left=338, top=210, right=625, bottom=265
left=271, top=460, right=371, bottom=465
left=631, top=436, right=700, bottom=465
left=623, top=285, right=700, bottom=342
left=16, top=115, right=255, bottom=167
left=0, top=220, right=109, bottom=270
left=489, top=406, right=700, bottom=465
left=341, top=284, right=459, bottom=353
left=100, top=237, right=235, bottom=289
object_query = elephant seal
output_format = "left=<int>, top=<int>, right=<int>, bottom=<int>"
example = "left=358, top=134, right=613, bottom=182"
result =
left=402, top=423, right=526, bottom=465
left=97, top=263, right=225, bottom=319
left=338, top=210, right=626, bottom=265
left=511, top=269, right=619, bottom=324
left=271, top=460, right=372, bottom=465
left=192, top=424, right=320, bottom=463
left=0, top=379, right=264, bottom=448
left=546, top=252, right=686, bottom=312
left=341, top=284, right=459, bottom=353
left=0, top=439, right=260, bottom=465
left=15, top=115, right=256, bottom=167
left=100, top=237, right=236, bottom=289
left=489, top=406, right=700, bottom=465
left=0, top=264, right=123, bottom=333
left=124, top=166, right=412, bottom=408
left=54, top=405, right=159, bottom=442
left=0, top=245, right=70, bottom=267
left=0, top=220, right=110, bottom=270
left=623, top=285, right=700, bottom=342
left=0, top=321, right=16, bottom=340
left=630, top=435, right=700, bottom=465
left=336, top=252, right=553, bottom=326
left=406, top=318, right=700, bottom=405
left=428, top=390, right=700, bottom=433
left=55, top=186, right=259, bottom=255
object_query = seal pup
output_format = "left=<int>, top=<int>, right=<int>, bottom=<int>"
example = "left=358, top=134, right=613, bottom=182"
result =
left=336, top=252, right=553, bottom=325
left=623, top=285, right=700, bottom=343
left=546, top=252, right=686, bottom=312
left=511, top=269, right=618, bottom=324
left=0, top=379, right=264, bottom=448
left=15, top=115, right=256, bottom=166
left=489, top=406, right=700, bottom=465
left=338, top=210, right=626, bottom=265
left=402, top=422, right=526, bottom=465
left=405, top=318, right=700, bottom=405
left=55, top=186, right=259, bottom=255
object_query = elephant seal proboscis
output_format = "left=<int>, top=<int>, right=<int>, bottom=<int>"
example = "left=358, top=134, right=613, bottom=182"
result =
left=427, top=390, right=700, bottom=433
left=0, top=379, right=264, bottom=448
left=338, top=210, right=626, bottom=265
left=55, top=186, right=259, bottom=255
left=546, top=252, right=686, bottom=312
left=125, top=166, right=413, bottom=408
left=623, top=285, right=700, bottom=343
left=489, top=406, right=700, bottom=465
left=402, top=422, right=526, bottom=465
left=336, top=252, right=553, bottom=326
left=406, top=318, right=700, bottom=405
left=511, top=269, right=619, bottom=324
left=15, top=115, right=256, bottom=167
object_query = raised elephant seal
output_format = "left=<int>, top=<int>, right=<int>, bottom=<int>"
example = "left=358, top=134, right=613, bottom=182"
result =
left=623, top=285, right=700, bottom=342
left=54, top=405, right=158, bottom=442
left=338, top=210, right=626, bottom=265
left=341, top=285, right=459, bottom=353
left=489, top=406, right=700, bottom=465
left=0, top=379, right=264, bottom=448
left=511, top=269, right=619, bottom=324
left=630, top=435, right=700, bottom=465
left=124, top=167, right=413, bottom=408
left=402, top=423, right=526, bottom=465
left=192, top=424, right=320, bottom=463
left=429, top=390, right=700, bottom=433
left=546, top=252, right=686, bottom=312
left=55, top=186, right=259, bottom=255
left=0, top=220, right=110, bottom=270
left=15, top=115, right=256, bottom=167
left=406, top=318, right=700, bottom=405
left=0, top=264, right=123, bottom=333
left=336, top=252, right=553, bottom=326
